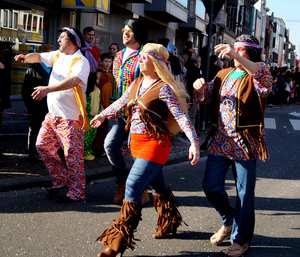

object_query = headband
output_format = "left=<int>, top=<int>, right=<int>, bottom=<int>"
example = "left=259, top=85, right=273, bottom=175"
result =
left=234, top=42, right=263, bottom=53
left=61, top=27, right=98, bottom=72
left=143, top=50, right=172, bottom=72
left=62, top=27, right=82, bottom=48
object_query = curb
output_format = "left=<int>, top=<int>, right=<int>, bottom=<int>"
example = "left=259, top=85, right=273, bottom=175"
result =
left=0, top=150, right=208, bottom=193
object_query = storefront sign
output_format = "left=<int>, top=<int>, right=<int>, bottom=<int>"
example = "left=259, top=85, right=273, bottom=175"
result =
left=11, top=84, right=22, bottom=96
left=11, top=71, right=26, bottom=83
left=62, top=0, right=110, bottom=14
left=238, top=5, right=245, bottom=27
left=0, top=36, right=16, bottom=43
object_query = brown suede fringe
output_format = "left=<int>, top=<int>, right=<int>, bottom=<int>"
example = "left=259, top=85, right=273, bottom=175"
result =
left=201, top=125, right=269, bottom=162
left=152, top=187, right=187, bottom=237
left=125, top=102, right=173, bottom=145
left=96, top=200, right=142, bottom=253
left=239, top=128, right=269, bottom=162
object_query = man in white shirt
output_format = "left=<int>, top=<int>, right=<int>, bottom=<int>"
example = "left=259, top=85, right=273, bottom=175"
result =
left=14, top=27, right=90, bottom=203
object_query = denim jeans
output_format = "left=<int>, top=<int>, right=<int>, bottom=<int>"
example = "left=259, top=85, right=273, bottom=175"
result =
left=104, top=117, right=129, bottom=182
left=202, top=154, right=256, bottom=246
left=125, top=157, right=167, bottom=203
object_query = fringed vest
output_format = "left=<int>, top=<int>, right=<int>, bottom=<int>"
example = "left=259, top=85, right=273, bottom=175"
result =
left=202, top=68, right=269, bottom=161
left=126, top=77, right=172, bottom=145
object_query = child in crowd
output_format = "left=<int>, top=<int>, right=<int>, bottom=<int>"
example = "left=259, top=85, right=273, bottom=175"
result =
left=92, top=53, right=114, bottom=157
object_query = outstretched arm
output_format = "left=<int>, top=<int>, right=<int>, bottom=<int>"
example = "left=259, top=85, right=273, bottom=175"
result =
left=14, top=53, right=42, bottom=64
left=215, top=44, right=259, bottom=75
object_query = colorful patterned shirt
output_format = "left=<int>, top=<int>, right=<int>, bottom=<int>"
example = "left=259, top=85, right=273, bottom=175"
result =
left=193, top=63, right=272, bottom=160
left=111, top=47, right=142, bottom=102
left=103, top=82, right=199, bottom=144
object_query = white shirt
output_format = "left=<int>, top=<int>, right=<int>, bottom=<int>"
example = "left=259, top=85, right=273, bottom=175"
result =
left=122, top=48, right=135, bottom=64
left=40, top=50, right=90, bottom=120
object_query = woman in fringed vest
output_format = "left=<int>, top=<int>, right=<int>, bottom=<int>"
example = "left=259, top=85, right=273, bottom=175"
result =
left=91, top=43, right=200, bottom=257
left=193, top=34, right=273, bottom=257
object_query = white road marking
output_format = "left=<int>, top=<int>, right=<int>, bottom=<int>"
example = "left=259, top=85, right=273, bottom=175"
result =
left=264, top=118, right=276, bottom=129
left=289, top=119, right=300, bottom=130
left=289, top=112, right=300, bottom=118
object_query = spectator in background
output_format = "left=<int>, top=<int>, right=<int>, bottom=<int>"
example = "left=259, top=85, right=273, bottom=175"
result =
left=222, top=58, right=229, bottom=69
left=177, top=55, right=187, bottom=84
left=208, top=54, right=221, bottom=82
left=200, top=45, right=208, bottom=78
left=83, top=26, right=101, bottom=66
left=292, top=67, right=300, bottom=104
left=83, top=26, right=101, bottom=97
left=278, top=67, right=287, bottom=104
left=185, top=55, right=202, bottom=127
left=180, top=52, right=188, bottom=69
left=92, top=53, right=114, bottom=157
left=0, top=61, right=11, bottom=164
left=22, top=44, right=55, bottom=161
left=266, top=76, right=277, bottom=107
left=182, top=40, right=193, bottom=69
left=273, top=67, right=281, bottom=104
left=157, top=38, right=181, bottom=77
left=108, top=43, right=120, bottom=61
left=284, top=70, right=293, bottom=104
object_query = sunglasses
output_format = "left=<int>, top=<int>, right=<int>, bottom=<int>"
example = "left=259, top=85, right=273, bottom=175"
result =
left=121, top=28, right=133, bottom=34
left=58, top=34, right=68, bottom=40
left=138, top=54, right=149, bottom=61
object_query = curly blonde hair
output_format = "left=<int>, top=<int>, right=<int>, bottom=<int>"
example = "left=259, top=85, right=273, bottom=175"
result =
left=142, top=43, right=189, bottom=135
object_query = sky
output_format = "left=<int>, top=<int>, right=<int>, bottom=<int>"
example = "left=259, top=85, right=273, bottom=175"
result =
left=266, top=0, right=300, bottom=58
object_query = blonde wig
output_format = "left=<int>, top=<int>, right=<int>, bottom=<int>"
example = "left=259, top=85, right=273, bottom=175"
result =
left=142, top=43, right=189, bottom=135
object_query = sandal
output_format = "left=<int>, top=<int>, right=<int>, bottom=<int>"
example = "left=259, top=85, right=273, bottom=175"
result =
left=224, top=244, right=249, bottom=257
left=210, top=230, right=231, bottom=245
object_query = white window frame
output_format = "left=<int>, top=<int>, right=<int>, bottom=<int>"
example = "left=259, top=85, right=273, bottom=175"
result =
left=23, top=12, right=42, bottom=33
left=0, top=9, right=19, bottom=30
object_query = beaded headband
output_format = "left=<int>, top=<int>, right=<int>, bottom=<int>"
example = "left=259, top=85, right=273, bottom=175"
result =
left=143, top=50, right=172, bottom=72
left=234, top=42, right=263, bottom=53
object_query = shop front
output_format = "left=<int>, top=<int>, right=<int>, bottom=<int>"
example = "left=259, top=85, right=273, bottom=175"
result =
left=0, top=0, right=61, bottom=102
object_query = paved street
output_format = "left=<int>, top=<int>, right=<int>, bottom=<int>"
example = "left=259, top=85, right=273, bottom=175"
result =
left=1, top=104, right=300, bottom=256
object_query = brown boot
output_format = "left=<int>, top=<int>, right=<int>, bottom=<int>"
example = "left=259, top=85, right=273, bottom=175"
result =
left=142, top=189, right=150, bottom=205
left=113, top=181, right=125, bottom=204
left=96, top=199, right=142, bottom=256
left=152, top=187, right=186, bottom=239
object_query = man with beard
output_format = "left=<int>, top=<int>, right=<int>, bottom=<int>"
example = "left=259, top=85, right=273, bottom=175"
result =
left=14, top=27, right=90, bottom=203
left=104, top=18, right=150, bottom=205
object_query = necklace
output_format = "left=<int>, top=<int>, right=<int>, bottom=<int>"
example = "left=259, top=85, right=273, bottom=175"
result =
left=128, top=77, right=161, bottom=106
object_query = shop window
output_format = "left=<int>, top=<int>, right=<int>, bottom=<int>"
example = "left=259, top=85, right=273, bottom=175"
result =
left=176, top=0, right=188, bottom=8
left=1, top=9, right=18, bottom=29
left=2, top=10, right=9, bottom=27
left=13, top=11, right=18, bottom=29
left=23, top=13, right=42, bottom=32
left=0, top=9, right=48, bottom=99
left=27, top=14, right=32, bottom=31
left=94, top=30, right=109, bottom=55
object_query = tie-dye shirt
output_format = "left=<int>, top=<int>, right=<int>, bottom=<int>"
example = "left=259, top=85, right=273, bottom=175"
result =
left=193, top=63, right=272, bottom=160
left=102, top=82, right=199, bottom=144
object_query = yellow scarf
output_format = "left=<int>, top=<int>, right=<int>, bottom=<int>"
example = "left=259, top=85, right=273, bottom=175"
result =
left=53, top=52, right=90, bottom=131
